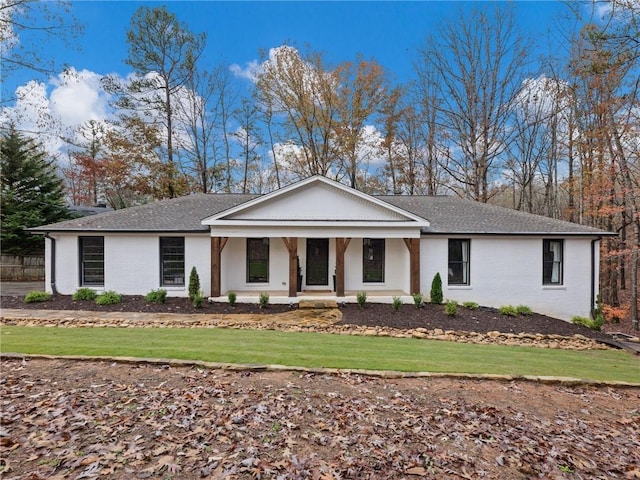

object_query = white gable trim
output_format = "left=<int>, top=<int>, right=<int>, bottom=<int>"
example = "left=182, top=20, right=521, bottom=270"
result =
left=201, top=176, right=430, bottom=226
left=209, top=225, right=422, bottom=238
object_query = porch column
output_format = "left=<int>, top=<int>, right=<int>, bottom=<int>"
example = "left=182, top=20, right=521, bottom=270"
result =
left=282, top=237, right=298, bottom=297
left=335, top=238, right=351, bottom=297
left=210, top=236, right=228, bottom=297
left=404, top=238, right=421, bottom=295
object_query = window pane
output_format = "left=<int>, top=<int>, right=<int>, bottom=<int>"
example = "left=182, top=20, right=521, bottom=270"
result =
left=80, top=237, right=104, bottom=286
left=161, top=237, right=185, bottom=286
left=543, top=239, right=563, bottom=285
left=363, top=239, right=385, bottom=283
left=448, top=239, right=470, bottom=285
left=247, top=238, right=269, bottom=283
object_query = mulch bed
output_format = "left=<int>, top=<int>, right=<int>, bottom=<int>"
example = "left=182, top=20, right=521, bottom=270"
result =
left=0, top=294, right=618, bottom=343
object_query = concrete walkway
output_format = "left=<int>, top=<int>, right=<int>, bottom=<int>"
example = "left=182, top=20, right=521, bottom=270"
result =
left=0, top=307, right=342, bottom=328
left=0, top=281, right=44, bottom=296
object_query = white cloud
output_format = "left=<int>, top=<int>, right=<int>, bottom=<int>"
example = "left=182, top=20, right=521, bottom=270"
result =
left=230, top=60, right=261, bottom=82
left=1, top=67, right=113, bottom=157
left=49, top=68, right=110, bottom=127
left=0, top=80, right=65, bottom=155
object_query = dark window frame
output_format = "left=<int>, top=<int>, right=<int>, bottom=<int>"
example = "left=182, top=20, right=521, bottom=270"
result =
left=362, top=238, right=385, bottom=283
left=79, top=236, right=104, bottom=286
left=448, top=239, right=470, bottom=286
left=542, top=239, right=564, bottom=285
left=160, top=237, right=185, bottom=287
left=247, top=238, right=269, bottom=283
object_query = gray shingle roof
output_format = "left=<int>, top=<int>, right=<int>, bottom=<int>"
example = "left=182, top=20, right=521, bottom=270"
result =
left=30, top=193, right=258, bottom=233
left=31, top=191, right=611, bottom=236
left=380, top=195, right=610, bottom=235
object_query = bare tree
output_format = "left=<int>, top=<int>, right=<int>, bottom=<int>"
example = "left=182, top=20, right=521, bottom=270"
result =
left=379, top=86, right=404, bottom=194
left=257, top=91, right=282, bottom=189
left=567, top=2, right=640, bottom=328
left=255, top=45, right=339, bottom=178
left=174, top=65, right=237, bottom=193
left=412, top=66, right=446, bottom=195
left=333, top=56, right=389, bottom=189
left=232, top=97, right=262, bottom=193
left=417, top=5, right=529, bottom=202
left=0, top=0, right=82, bottom=102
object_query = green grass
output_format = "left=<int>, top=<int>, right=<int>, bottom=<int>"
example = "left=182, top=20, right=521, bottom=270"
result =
left=1, top=326, right=638, bottom=383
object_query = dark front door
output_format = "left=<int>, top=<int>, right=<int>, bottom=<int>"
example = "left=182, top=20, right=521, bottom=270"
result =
left=306, top=238, right=329, bottom=286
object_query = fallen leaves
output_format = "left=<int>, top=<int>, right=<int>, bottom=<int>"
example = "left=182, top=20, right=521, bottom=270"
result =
left=1, top=358, right=639, bottom=479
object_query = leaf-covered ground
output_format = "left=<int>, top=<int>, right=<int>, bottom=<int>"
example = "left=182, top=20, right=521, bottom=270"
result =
left=1, top=358, right=638, bottom=479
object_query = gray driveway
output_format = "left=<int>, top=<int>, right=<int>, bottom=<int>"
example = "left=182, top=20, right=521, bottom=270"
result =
left=0, top=281, right=45, bottom=296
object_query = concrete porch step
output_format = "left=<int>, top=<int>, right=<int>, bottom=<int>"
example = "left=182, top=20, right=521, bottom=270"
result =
left=298, top=299, right=339, bottom=309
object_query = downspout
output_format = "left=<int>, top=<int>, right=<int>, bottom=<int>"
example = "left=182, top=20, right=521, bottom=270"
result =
left=590, top=237, right=600, bottom=319
left=44, top=233, right=57, bottom=295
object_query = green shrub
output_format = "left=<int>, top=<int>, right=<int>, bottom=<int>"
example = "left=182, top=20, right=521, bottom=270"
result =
left=571, top=315, right=604, bottom=331
left=228, top=291, right=237, bottom=306
left=392, top=296, right=402, bottom=312
left=412, top=292, right=424, bottom=309
left=591, top=314, right=605, bottom=331
left=24, top=291, right=51, bottom=304
left=145, top=289, right=167, bottom=303
left=356, top=291, right=367, bottom=307
left=192, top=290, right=204, bottom=308
left=444, top=299, right=458, bottom=316
left=516, top=304, right=532, bottom=315
left=499, top=305, right=518, bottom=317
left=462, top=301, right=479, bottom=310
left=72, top=288, right=97, bottom=301
left=96, top=291, right=122, bottom=305
left=430, top=273, right=443, bottom=304
left=259, top=291, right=269, bottom=308
left=593, top=295, right=606, bottom=325
left=188, top=266, right=200, bottom=300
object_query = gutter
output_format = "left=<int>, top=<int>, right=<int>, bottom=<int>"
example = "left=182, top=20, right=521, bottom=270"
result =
left=591, top=237, right=600, bottom=318
left=44, top=233, right=57, bottom=295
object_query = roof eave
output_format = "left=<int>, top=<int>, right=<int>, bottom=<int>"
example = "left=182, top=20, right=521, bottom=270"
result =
left=421, top=230, right=615, bottom=236
left=29, top=228, right=210, bottom=234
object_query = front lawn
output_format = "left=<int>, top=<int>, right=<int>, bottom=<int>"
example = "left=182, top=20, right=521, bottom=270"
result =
left=1, top=326, right=638, bottom=383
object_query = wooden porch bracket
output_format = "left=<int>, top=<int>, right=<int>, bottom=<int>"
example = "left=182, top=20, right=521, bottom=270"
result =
left=282, top=237, right=298, bottom=297
left=404, top=238, right=421, bottom=294
left=210, top=236, right=228, bottom=297
left=335, top=238, right=351, bottom=297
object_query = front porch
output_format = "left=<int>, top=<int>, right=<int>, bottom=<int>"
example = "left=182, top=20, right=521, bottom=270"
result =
left=210, top=236, right=421, bottom=299
left=203, top=176, right=429, bottom=299
left=208, top=290, right=414, bottom=305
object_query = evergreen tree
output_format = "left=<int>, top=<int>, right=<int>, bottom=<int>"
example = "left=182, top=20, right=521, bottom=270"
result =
left=188, top=266, right=201, bottom=300
left=430, top=272, right=443, bottom=304
left=1, top=126, right=70, bottom=254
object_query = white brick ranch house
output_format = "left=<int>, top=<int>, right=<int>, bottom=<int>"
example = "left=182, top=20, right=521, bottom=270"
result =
left=31, top=176, right=612, bottom=321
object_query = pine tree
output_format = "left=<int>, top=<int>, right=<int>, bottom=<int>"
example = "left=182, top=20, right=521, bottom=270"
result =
left=1, top=126, right=70, bottom=254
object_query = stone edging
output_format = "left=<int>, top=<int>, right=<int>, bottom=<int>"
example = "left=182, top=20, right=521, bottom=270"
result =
left=0, top=310, right=612, bottom=351
left=1, top=352, right=638, bottom=389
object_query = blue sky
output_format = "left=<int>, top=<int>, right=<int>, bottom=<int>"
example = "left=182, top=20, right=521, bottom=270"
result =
left=6, top=1, right=571, bottom=95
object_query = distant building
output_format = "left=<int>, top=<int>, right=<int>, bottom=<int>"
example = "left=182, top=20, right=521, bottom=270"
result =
left=67, top=204, right=113, bottom=217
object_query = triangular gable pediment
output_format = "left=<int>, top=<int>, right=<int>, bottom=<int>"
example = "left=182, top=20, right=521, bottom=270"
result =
left=202, top=176, right=429, bottom=226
